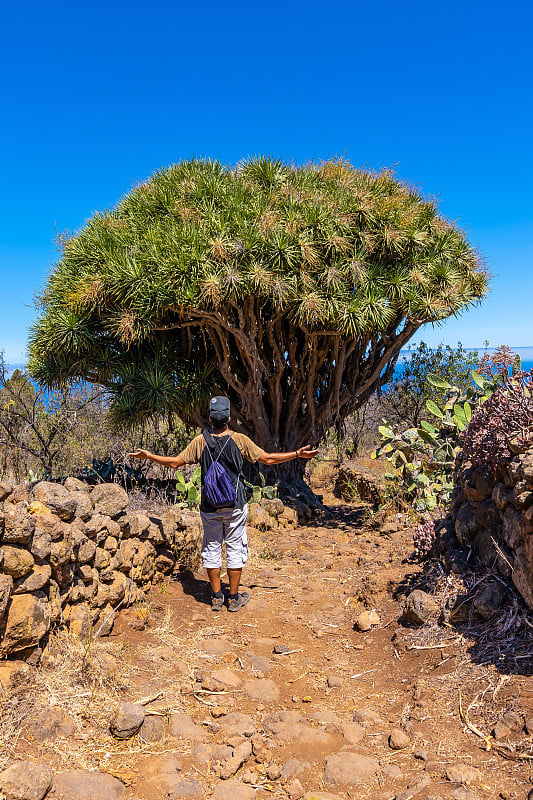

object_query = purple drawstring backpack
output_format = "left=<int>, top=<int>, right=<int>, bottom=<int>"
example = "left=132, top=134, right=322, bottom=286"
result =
left=202, top=431, right=240, bottom=508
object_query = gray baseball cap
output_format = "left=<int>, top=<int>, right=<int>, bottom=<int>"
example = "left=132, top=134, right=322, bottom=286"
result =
left=209, top=396, right=230, bottom=421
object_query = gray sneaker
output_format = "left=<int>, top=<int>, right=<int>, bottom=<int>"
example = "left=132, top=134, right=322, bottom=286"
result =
left=227, top=592, right=250, bottom=612
left=211, top=595, right=224, bottom=611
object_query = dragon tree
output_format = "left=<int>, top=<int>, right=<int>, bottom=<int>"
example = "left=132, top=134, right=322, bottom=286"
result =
left=29, top=157, right=488, bottom=488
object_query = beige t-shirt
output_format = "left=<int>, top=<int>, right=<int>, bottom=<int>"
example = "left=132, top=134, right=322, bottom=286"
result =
left=178, top=432, right=265, bottom=465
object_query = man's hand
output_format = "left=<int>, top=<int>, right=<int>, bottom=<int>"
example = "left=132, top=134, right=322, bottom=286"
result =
left=128, top=449, right=151, bottom=460
left=297, top=445, right=319, bottom=459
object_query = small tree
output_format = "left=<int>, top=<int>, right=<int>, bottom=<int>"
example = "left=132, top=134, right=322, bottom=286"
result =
left=28, top=158, right=488, bottom=490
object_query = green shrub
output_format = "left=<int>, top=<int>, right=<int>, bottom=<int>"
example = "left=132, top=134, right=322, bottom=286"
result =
left=372, top=369, right=502, bottom=513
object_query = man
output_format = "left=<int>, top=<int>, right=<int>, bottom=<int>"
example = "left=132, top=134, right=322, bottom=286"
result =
left=129, top=396, right=318, bottom=611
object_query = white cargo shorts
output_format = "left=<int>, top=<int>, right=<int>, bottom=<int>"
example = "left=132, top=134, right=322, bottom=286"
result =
left=200, top=504, right=249, bottom=569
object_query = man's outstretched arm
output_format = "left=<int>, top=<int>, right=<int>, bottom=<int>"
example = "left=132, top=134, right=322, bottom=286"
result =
left=128, top=449, right=186, bottom=470
left=258, top=445, right=318, bottom=466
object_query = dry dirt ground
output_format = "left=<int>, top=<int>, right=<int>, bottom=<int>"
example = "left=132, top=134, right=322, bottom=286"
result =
left=2, top=494, right=533, bottom=800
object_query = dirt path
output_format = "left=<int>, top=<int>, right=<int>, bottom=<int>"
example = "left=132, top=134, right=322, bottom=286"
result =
left=5, top=500, right=533, bottom=800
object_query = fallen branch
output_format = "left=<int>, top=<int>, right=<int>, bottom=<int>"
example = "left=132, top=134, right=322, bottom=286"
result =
left=459, top=690, right=533, bottom=761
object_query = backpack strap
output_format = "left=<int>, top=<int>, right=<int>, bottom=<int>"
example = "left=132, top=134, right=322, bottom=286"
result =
left=202, top=430, right=234, bottom=464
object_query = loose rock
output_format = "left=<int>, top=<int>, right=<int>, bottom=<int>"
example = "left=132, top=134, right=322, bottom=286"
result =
left=169, top=712, right=208, bottom=742
left=0, top=760, right=53, bottom=800
left=244, top=678, right=280, bottom=702
left=323, top=752, right=379, bottom=786
left=389, top=728, right=410, bottom=749
left=445, top=764, right=482, bottom=785
left=354, top=610, right=380, bottom=631
left=47, top=770, right=125, bottom=800
left=401, top=590, right=440, bottom=626
left=110, top=701, right=145, bottom=738
left=27, top=706, right=76, bottom=741
left=211, top=779, right=256, bottom=800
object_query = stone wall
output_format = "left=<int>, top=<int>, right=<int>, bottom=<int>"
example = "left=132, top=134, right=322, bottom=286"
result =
left=451, top=447, right=533, bottom=609
left=0, top=479, right=300, bottom=657
left=0, top=478, right=204, bottom=656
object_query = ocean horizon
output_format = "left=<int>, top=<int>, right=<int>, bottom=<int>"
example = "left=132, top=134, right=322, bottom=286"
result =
left=398, top=345, right=533, bottom=374
left=5, top=345, right=533, bottom=380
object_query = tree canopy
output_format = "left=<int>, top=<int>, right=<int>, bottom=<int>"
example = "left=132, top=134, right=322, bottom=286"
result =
left=29, top=157, right=488, bottom=462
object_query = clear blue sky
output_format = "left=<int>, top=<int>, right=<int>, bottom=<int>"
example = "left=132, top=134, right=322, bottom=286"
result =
left=1, top=0, right=532, bottom=363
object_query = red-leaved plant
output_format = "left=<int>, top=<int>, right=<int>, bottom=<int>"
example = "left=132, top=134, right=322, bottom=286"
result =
left=459, top=369, right=533, bottom=467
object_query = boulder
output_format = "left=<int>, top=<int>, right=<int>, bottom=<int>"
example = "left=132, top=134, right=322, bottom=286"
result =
left=64, top=476, right=90, bottom=493
left=30, top=529, right=52, bottom=560
left=0, top=592, right=51, bottom=655
left=2, top=545, right=35, bottom=578
left=168, top=779, right=204, bottom=799
left=71, top=491, right=93, bottom=520
left=48, top=770, right=125, bottom=800
left=454, top=503, right=480, bottom=546
left=248, top=503, right=273, bottom=530
left=0, top=573, right=13, bottom=618
left=31, top=512, right=64, bottom=541
left=203, top=668, right=242, bottom=690
left=155, top=548, right=176, bottom=574
left=32, top=482, right=76, bottom=520
left=492, top=482, right=510, bottom=512
left=0, top=659, right=31, bottom=689
left=502, top=505, right=522, bottom=549
left=0, top=480, right=13, bottom=501
left=110, top=701, right=146, bottom=738
left=3, top=504, right=35, bottom=544
left=91, top=483, right=129, bottom=518
left=13, top=564, right=51, bottom=594
left=0, top=760, right=53, bottom=800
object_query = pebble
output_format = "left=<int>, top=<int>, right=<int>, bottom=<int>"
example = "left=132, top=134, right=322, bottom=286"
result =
left=273, top=642, right=291, bottom=654
left=326, top=675, right=344, bottom=688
